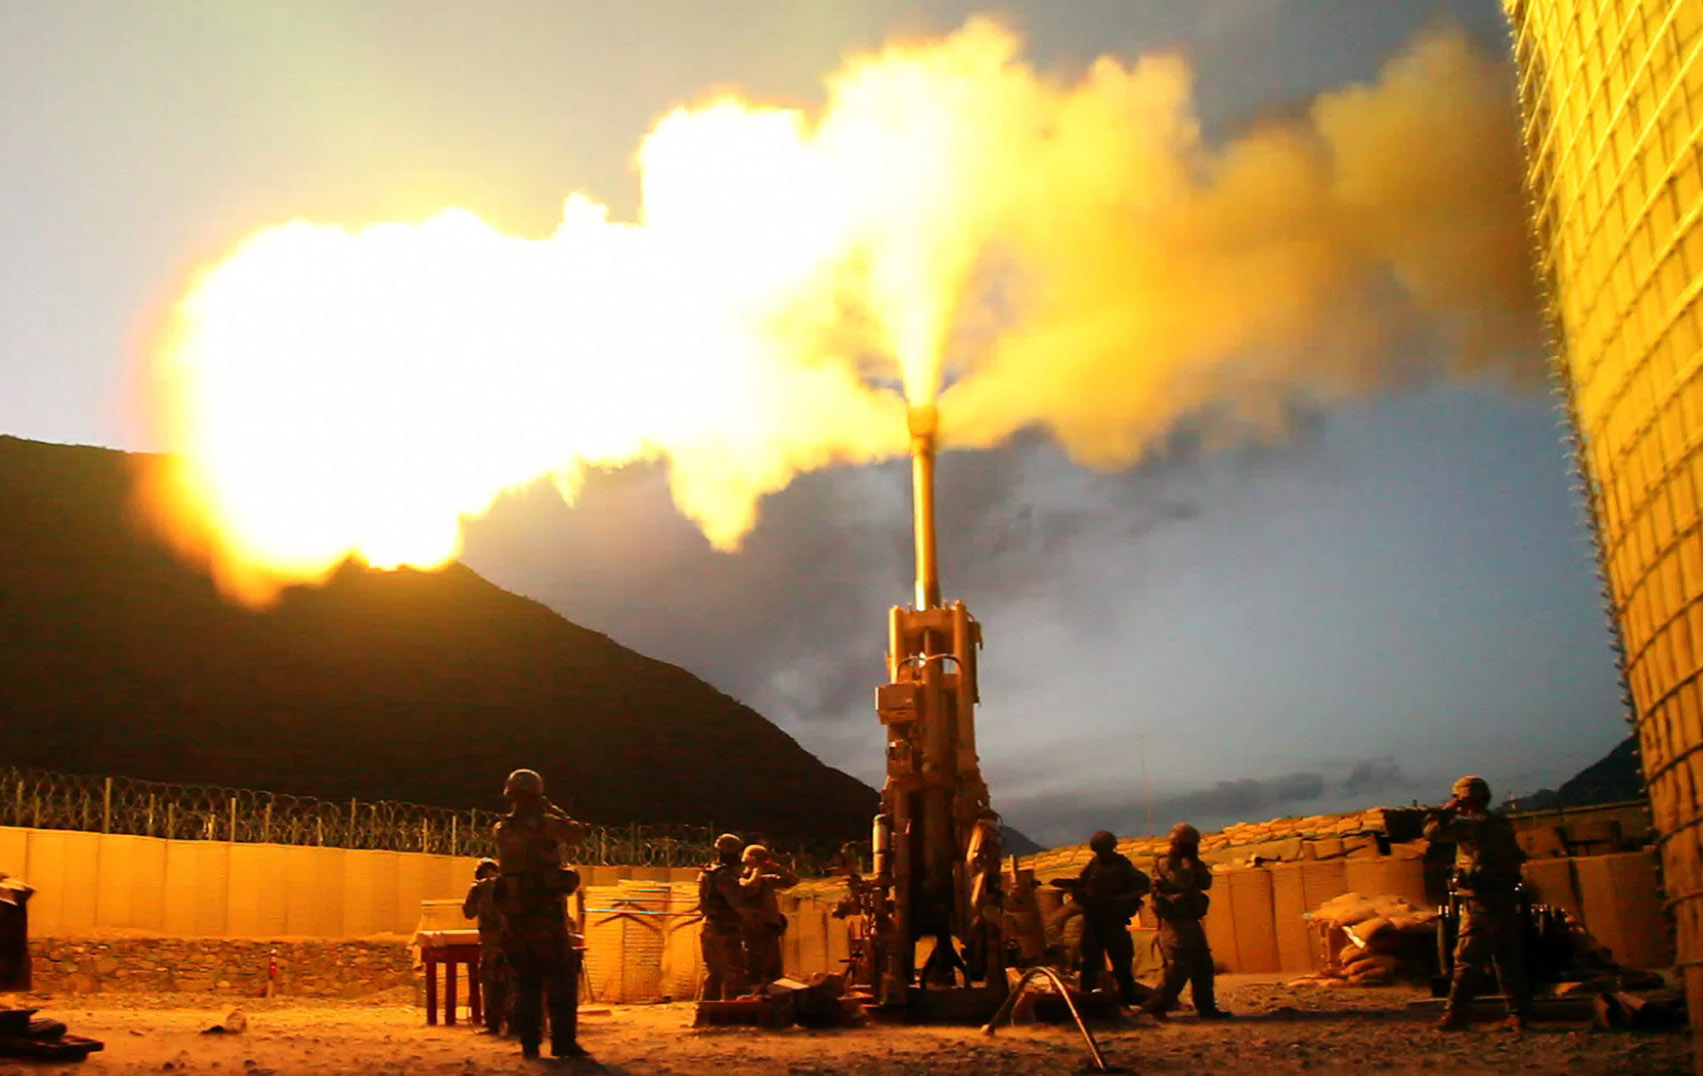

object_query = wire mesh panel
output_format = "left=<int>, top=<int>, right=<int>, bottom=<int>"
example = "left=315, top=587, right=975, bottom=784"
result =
left=1502, top=0, right=1691, bottom=1056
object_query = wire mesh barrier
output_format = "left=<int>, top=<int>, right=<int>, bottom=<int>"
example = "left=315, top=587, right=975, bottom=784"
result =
left=0, top=765, right=835, bottom=870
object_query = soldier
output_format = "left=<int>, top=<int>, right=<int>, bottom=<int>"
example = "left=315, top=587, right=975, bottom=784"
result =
left=1143, top=823, right=1232, bottom=1020
left=492, top=768, right=585, bottom=1060
left=461, top=857, right=507, bottom=1035
left=697, top=833, right=750, bottom=1001
left=738, top=844, right=797, bottom=986
left=1057, top=830, right=1150, bottom=1006
left=1425, top=775, right=1531, bottom=1032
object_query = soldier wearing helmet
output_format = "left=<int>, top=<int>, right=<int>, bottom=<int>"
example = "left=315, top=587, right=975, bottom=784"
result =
left=696, top=833, right=750, bottom=1002
left=739, top=843, right=798, bottom=986
left=462, top=857, right=507, bottom=1035
left=1425, top=775, right=1530, bottom=1032
left=1053, top=830, right=1150, bottom=1006
left=1143, top=822, right=1231, bottom=1020
left=492, top=769, right=587, bottom=1059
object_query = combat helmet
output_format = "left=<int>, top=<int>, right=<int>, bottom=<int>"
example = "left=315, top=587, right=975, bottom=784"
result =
left=1089, top=830, right=1118, bottom=854
left=1451, top=774, right=1491, bottom=805
left=475, top=857, right=499, bottom=878
left=504, top=768, right=545, bottom=799
left=714, top=833, right=743, bottom=855
left=1169, top=823, right=1201, bottom=846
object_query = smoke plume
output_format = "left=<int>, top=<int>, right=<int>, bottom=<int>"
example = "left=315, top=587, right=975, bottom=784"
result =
left=143, top=19, right=1537, bottom=602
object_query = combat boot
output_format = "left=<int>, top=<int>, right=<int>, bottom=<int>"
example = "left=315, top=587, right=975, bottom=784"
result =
left=1434, top=1009, right=1471, bottom=1032
left=1197, top=1008, right=1235, bottom=1020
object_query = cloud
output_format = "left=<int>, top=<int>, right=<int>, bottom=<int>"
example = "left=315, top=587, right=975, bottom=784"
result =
left=1339, top=756, right=1414, bottom=799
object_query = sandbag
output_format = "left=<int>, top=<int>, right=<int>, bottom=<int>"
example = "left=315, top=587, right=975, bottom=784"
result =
left=1344, top=916, right=1393, bottom=948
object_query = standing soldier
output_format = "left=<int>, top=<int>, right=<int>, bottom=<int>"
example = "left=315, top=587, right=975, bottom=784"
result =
left=1058, top=830, right=1150, bottom=1006
left=1143, top=823, right=1232, bottom=1020
left=1425, top=775, right=1531, bottom=1032
left=698, top=833, right=750, bottom=1001
left=461, top=858, right=507, bottom=1036
left=738, top=844, right=798, bottom=986
left=493, top=768, right=585, bottom=1060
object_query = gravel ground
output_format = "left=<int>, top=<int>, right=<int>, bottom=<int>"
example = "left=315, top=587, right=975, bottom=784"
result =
left=1, top=976, right=1689, bottom=1076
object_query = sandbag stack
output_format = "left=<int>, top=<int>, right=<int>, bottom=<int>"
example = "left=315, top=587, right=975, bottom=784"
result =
left=1290, top=892, right=1437, bottom=987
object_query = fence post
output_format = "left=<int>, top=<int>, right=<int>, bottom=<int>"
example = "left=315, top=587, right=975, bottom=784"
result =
left=102, top=777, right=113, bottom=833
left=263, top=801, right=272, bottom=844
left=13, top=779, right=22, bottom=827
left=147, top=793, right=156, bottom=837
left=31, top=792, right=40, bottom=829
left=81, top=787, right=91, bottom=831
left=450, top=814, right=458, bottom=856
left=229, top=797, right=237, bottom=842
left=349, top=799, right=357, bottom=849
left=167, top=802, right=175, bottom=839
left=421, top=818, right=429, bottom=854
left=317, top=817, right=325, bottom=846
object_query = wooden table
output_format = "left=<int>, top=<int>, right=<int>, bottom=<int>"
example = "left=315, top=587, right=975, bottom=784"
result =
left=417, top=930, right=485, bottom=1027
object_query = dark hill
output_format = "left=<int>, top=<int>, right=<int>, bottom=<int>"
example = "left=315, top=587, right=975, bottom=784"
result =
left=0, top=434, right=877, bottom=839
left=1507, top=736, right=1645, bottom=813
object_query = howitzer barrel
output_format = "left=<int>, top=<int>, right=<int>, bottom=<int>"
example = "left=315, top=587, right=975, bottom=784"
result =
left=909, top=405, right=940, bottom=610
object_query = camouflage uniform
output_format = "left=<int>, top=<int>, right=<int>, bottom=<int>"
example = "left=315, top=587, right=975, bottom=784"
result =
left=698, top=835, right=750, bottom=1001
left=739, top=846, right=797, bottom=986
left=1425, top=777, right=1530, bottom=1024
left=1072, top=835, right=1150, bottom=1005
left=462, top=865, right=506, bottom=1034
left=1146, top=834, right=1224, bottom=1018
left=493, top=775, right=584, bottom=1059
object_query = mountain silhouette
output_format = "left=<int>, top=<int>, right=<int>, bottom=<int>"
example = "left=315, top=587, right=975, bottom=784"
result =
left=0, top=434, right=878, bottom=839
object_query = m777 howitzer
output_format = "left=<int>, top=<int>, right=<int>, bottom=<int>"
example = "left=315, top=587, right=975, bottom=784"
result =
left=845, top=405, right=1009, bottom=1021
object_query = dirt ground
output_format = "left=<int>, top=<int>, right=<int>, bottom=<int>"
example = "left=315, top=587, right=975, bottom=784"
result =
left=2, top=976, right=1689, bottom=1076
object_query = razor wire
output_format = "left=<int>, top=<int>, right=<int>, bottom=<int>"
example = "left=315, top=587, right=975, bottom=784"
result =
left=0, top=765, right=835, bottom=870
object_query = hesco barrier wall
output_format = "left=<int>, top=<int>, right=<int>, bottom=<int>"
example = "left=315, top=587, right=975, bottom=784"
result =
left=1, top=825, right=479, bottom=937
left=1502, top=0, right=1703, bottom=1064
left=0, top=825, right=703, bottom=940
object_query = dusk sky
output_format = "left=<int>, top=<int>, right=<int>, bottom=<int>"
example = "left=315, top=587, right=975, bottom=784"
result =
left=0, top=1, right=1628, bottom=846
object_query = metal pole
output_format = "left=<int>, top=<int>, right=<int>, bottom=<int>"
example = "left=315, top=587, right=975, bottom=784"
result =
left=450, top=815, right=458, bottom=857
left=263, top=802, right=272, bottom=844
left=167, top=802, right=176, bottom=839
left=102, top=777, right=112, bottom=833
left=229, top=797, right=237, bottom=842
left=982, top=966, right=1111, bottom=1072
left=147, top=793, right=156, bottom=837
left=1140, top=732, right=1154, bottom=842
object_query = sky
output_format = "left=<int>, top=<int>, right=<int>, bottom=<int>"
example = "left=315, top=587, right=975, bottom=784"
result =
left=0, top=0, right=1630, bottom=846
